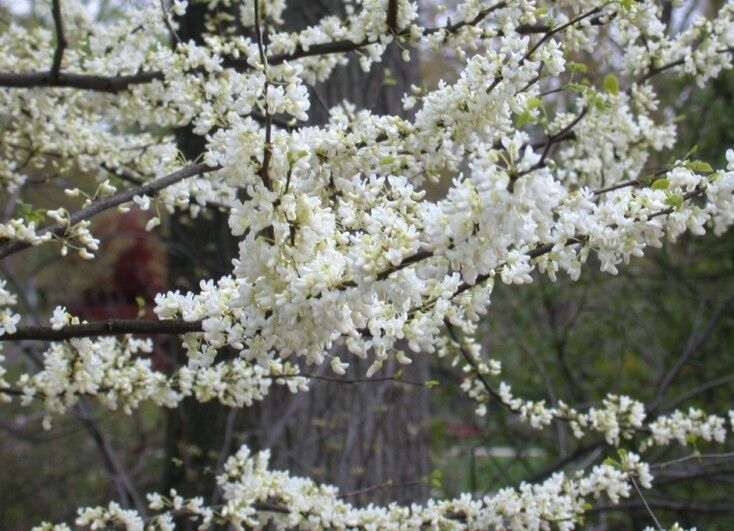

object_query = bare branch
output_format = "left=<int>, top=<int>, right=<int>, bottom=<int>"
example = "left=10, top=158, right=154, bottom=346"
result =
left=637, top=47, right=734, bottom=84
left=0, top=70, right=163, bottom=92
left=74, top=400, right=149, bottom=516
left=275, top=372, right=429, bottom=387
left=629, top=475, right=664, bottom=531
left=0, top=318, right=202, bottom=341
left=159, top=0, right=182, bottom=44
left=386, top=0, right=398, bottom=34
left=647, top=293, right=734, bottom=411
left=0, top=1, right=598, bottom=94
left=50, top=0, right=67, bottom=80
left=253, top=0, right=273, bottom=191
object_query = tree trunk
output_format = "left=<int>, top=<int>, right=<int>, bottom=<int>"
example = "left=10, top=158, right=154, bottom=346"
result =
left=162, top=3, right=238, bottom=501
left=162, top=0, right=431, bottom=506
left=251, top=1, right=431, bottom=505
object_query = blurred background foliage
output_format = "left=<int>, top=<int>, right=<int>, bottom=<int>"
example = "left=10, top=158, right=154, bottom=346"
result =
left=428, top=49, right=734, bottom=531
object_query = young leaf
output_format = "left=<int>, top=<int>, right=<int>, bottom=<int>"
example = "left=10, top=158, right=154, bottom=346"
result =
left=687, top=160, right=714, bottom=173
left=567, top=61, right=588, bottom=73
left=603, top=73, right=619, bottom=95
left=526, top=96, right=543, bottom=109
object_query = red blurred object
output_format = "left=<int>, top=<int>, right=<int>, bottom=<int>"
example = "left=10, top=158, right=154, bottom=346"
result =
left=68, top=210, right=169, bottom=369
left=444, top=422, right=482, bottom=439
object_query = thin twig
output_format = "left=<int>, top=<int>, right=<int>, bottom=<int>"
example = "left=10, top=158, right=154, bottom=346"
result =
left=253, top=0, right=273, bottom=191
left=159, top=0, right=182, bottom=44
left=629, top=475, right=664, bottom=531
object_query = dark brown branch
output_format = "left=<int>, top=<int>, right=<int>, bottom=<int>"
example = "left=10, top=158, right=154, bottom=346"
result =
left=425, top=1, right=507, bottom=35
left=160, top=0, right=182, bottom=44
left=637, top=47, right=734, bottom=84
left=592, top=498, right=734, bottom=515
left=0, top=1, right=547, bottom=94
left=0, top=161, right=219, bottom=259
left=511, top=106, right=589, bottom=190
left=446, top=321, right=506, bottom=404
left=75, top=400, right=149, bottom=516
left=0, top=318, right=202, bottom=341
left=652, top=451, right=734, bottom=470
left=662, top=373, right=734, bottom=411
left=0, top=70, right=163, bottom=92
left=50, top=0, right=67, bottom=80
left=277, top=372, right=429, bottom=387
left=253, top=0, right=273, bottom=191
left=525, top=7, right=604, bottom=59
left=386, top=0, right=399, bottom=34
left=340, top=478, right=425, bottom=499
left=592, top=179, right=640, bottom=195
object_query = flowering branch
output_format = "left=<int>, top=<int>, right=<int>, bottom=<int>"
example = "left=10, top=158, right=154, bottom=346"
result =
left=0, top=162, right=219, bottom=259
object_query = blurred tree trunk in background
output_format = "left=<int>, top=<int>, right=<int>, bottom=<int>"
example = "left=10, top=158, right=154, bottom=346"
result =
left=163, top=0, right=430, bottom=505
left=162, top=2, right=238, bottom=500
left=252, top=1, right=431, bottom=505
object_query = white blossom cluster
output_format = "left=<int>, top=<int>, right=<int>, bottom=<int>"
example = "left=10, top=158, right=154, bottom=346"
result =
left=1, top=0, right=734, bottom=528
left=0, top=279, right=21, bottom=337
left=1, top=310, right=307, bottom=429
left=35, top=443, right=657, bottom=531
left=441, top=333, right=734, bottom=450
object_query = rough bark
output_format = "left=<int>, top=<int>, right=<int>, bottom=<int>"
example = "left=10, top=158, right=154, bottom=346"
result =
left=251, top=1, right=431, bottom=505
left=162, top=0, right=431, bottom=506
left=162, top=3, right=237, bottom=501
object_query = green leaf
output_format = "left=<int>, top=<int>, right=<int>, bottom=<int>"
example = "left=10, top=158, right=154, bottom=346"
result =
left=621, top=0, right=633, bottom=11
left=603, top=73, right=619, bottom=95
left=534, top=6, right=548, bottom=16
left=566, top=82, right=590, bottom=94
left=517, top=110, right=532, bottom=127
left=684, top=144, right=698, bottom=158
left=527, top=96, right=543, bottom=109
left=287, top=150, right=308, bottom=167
left=651, top=178, right=669, bottom=190
left=424, top=380, right=440, bottom=388
left=382, top=68, right=397, bottom=87
left=567, top=61, right=588, bottom=74
left=17, top=201, right=46, bottom=224
left=686, top=160, right=714, bottom=173
left=428, top=469, right=443, bottom=488
left=664, top=193, right=684, bottom=209
left=380, top=156, right=396, bottom=165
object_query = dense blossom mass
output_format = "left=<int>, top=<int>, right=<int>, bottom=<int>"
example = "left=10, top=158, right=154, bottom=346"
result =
left=0, top=0, right=734, bottom=528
